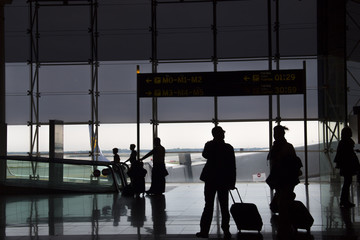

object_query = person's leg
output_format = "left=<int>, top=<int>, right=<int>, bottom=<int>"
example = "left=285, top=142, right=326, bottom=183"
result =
left=198, top=183, right=216, bottom=237
left=158, top=175, right=165, bottom=194
left=148, top=165, right=166, bottom=194
left=340, top=174, right=354, bottom=207
left=147, top=166, right=162, bottom=194
left=277, top=187, right=294, bottom=239
left=270, top=191, right=279, bottom=213
left=217, top=188, right=231, bottom=238
left=146, top=168, right=155, bottom=193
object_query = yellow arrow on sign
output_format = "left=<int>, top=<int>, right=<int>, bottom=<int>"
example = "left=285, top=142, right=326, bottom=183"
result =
left=244, top=76, right=250, bottom=81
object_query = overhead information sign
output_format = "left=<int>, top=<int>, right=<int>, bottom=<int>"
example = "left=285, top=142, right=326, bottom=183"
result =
left=137, top=69, right=305, bottom=98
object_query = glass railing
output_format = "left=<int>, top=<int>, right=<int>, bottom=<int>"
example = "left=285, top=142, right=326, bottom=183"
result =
left=1, top=156, right=130, bottom=193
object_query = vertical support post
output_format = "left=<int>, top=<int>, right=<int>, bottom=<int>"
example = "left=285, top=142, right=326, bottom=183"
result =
left=29, top=0, right=40, bottom=160
left=151, top=0, right=158, bottom=143
left=136, top=65, right=140, bottom=159
left=267, top=0, right=273, bottom=150
left=344, top=1, right=348, bottom=125
left=212, top=2, right=221, bottom=232
left=49, top=120, right=64, bottom=186
left=28, top=0, right=33, bottom=157
left=275, top=0, right=281, bottom=124
left=28, top=0, right=40, bottom=179
left=212, top=0, right=218, bottom=126
left=267, top=0, right=274, bottom=205
left=0, top=0, right=12, bottom=182
left=89, top=0, right=99, bottom=161
left=303, top=61, right=309, bottom=186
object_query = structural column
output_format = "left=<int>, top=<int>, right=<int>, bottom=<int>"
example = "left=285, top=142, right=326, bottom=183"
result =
left=0, top=0, right=12, bottom=182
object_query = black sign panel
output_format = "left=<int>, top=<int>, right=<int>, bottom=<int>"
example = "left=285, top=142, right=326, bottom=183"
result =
left=137, top=69, right=305, bottom=98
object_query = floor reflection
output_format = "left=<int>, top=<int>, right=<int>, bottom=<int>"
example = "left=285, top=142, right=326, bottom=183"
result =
left=147, top=194, right=167, bottom=236
left=1, top=183, right=360, bottom=239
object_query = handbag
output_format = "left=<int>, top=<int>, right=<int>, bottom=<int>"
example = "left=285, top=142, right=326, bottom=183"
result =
left=265, top=173, right=278, bottom=190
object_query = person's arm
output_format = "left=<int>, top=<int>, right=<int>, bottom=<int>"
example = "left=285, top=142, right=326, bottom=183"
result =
left=229, top=145, right=236, bottom=189
left=140, top=149, right=154, bottom=161
left=124, top=151, right=136, bottom=163
left=202, top=142, right=211, bottom=159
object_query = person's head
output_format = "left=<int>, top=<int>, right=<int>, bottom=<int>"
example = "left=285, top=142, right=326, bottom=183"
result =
left=112, top=148, right=118, bottom=154
left=211, top=126, right=225, bottom=141
left=130, top=144, right=136, bottom=150
left=341, top=126, right=352, bottom=139
left=154, top=137, right=161, bottom=146
left=273, top=125, right=288, bottom=141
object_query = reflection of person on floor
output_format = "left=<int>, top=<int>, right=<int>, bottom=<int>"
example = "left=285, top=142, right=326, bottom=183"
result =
left=196, top=126, right=236, bottom=240
left=140, top=137, right=167, bottom=195
left=334, top=126, right=360, bottom=208
left=266, top=125, right=302, bottom=239
left=112, top=193, right=128, bottom=226
left=128, top=196, right=146, bottom=231
left=149, top=194, right=167, bottom=236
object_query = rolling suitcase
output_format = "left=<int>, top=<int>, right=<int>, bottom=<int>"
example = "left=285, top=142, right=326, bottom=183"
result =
left=290, top=200, right=314, bottom=233
left=229, top=188, right=263, bottom=233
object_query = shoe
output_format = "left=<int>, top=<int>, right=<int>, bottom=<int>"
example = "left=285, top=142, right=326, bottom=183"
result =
left=195, top=232, right=209, bottom=238
left=223, top=231, right=232, bottom=239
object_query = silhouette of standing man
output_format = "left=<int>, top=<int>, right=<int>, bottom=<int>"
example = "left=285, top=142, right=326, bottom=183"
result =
left=140, top=137, right=167, bottom=195
left=196, top=126, right=236, bottom=239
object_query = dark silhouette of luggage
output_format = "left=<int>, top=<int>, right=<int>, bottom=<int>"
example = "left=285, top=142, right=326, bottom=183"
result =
left=290, top=200, right=314, bottom=233
left=229, top=188, right=263, bottom=233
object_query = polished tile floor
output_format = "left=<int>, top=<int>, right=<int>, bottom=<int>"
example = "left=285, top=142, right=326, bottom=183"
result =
left=1, top=180, right=360, bottom=240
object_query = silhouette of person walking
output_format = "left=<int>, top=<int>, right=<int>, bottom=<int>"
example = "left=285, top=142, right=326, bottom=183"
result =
left=334, top=126, right=360, bottom=208
left=140, top=137, right=167, bottom=195
left=196, top=126, right=236, bottom=239
left=266, top=125, right=302, bottom=239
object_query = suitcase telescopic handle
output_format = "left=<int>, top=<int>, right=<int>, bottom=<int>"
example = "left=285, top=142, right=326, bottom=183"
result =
left=229, top=187, right=243, bottom=204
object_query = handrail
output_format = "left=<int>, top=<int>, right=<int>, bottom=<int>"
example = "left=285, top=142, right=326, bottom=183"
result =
left=0, top=155, right=112, bottom=166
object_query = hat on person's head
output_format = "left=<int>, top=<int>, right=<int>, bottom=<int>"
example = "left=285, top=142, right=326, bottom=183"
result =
left=212, top=126, right=225, bottom=136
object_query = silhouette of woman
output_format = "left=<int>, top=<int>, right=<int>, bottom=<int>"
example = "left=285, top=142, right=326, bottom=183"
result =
left=266, top=125, right=302, bottom=239
left=334, top=126, right=360, bottom=208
